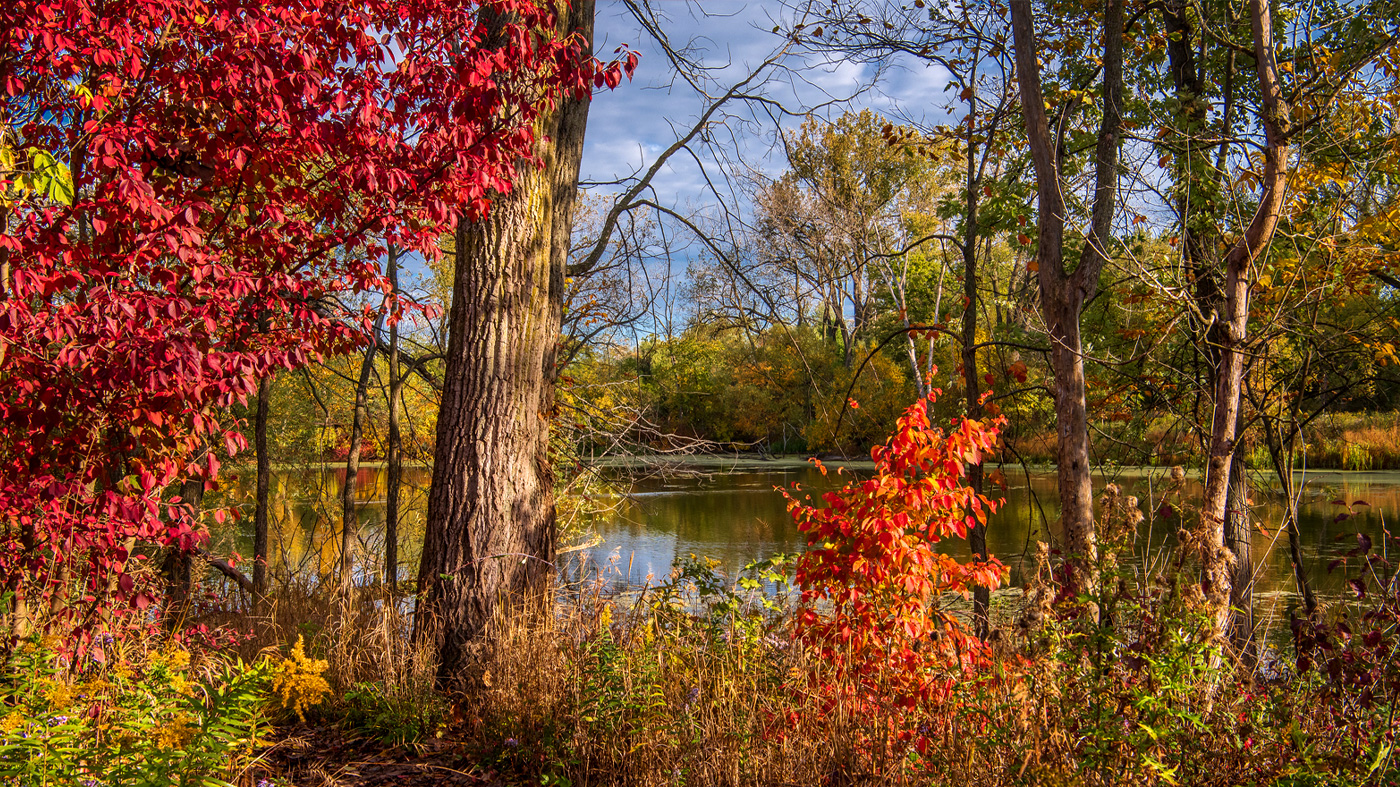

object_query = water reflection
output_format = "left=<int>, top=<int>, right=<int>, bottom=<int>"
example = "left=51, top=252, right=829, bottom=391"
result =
left=573, top=464, right=1398, bottom=606
left=225, top=464, right=431, bottom=586
left=227, top=461, right=1397, bottom=609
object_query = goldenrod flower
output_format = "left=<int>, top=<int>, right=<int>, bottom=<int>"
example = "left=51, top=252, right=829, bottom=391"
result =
left=0, top=711, right=25, bottom=736
left=43, top=680, right=74, bottom=709
left=164, top=646, right=192, bottom=670
left=154, top=712, right=199, bottom=749
left=271, top=636, right=330, bottom=722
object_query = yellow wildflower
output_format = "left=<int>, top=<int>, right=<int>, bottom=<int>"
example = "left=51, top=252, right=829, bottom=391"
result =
left=271, top=636, right=330, bottom=722
left=154, top=712, right=199, bottom=749
left=164, top=646, right=191, bottom=670
left=0, top=711, right=25, bottom=736
left=42, top=680, right=74, bottom=709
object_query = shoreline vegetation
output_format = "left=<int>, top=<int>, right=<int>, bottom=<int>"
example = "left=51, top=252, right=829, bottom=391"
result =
left=15, top=405, right=1400, bottom=786
left=307, top=410, right=1400, bottom=474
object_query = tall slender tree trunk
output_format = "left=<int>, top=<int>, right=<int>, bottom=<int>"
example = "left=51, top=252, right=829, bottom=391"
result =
left=1010, top=0, right=1124, bottom=595
left=960, top=103, right=989, bottom=635
left=340, top=336, right=378, bottom=599
left=416, top=0, right=595, bottom=682
left=253, top=375, right=272, bottom=611
left=385, top=247, right=403, bottom=595
left=1283, top=488, right=1316, bottom=615
left=1264, top=421, right=1317, bottom=613
left=163, top=477, right=203, bottom=627
left=1198, top=0, right=1291, bottom=633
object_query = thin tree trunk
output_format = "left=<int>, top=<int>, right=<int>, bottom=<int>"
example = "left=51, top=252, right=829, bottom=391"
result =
left=340, top=336, right=378, bottom=600
left=416, top=0, right=595, bottom=683
left=386, top=247, right=403, bottom=595
left=253, top=375, right=272, bottom=611
left=1010, top=0, right=1124, bottom=595
left=1283, top=494, right=1316, bottom=614
left=960, top=95, right=989, bottom=636
left=163, top=477, right=203, bottom=627
left=1265, top=419, right=1317, bottom=614
left=1199, top=0, right=1291, bottom=630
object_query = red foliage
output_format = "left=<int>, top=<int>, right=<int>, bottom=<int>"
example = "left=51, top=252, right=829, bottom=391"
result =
left=0, top=0, right=626, bottom=644
left=786, top=383, right=1007, bottom=738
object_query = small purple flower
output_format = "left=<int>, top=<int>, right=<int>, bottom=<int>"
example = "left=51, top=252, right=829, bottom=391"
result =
left=47, top=716, right=69, bottom=726
left=504, top=737, right=520, bottom=748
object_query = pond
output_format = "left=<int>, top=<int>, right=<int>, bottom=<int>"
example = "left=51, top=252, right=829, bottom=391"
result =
left=571, top=460, right=1396, bottom=603
left=226, top=459, right=1398, bottom=621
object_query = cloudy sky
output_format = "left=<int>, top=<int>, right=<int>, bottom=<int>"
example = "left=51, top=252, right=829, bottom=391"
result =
left=579, top=1, right=960, bottom=209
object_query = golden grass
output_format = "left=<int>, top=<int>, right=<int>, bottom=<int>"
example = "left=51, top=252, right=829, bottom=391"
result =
left=1008, top=411, right=1400, bottom=470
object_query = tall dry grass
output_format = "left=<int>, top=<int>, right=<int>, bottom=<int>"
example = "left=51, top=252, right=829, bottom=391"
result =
left=176, top=498, right=1400, bottom=787
left=454, top=581, right=879, bottom=785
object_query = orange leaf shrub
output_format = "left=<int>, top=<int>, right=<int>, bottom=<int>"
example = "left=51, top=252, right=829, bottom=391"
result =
left=786, top=385, right=1007, bottom=746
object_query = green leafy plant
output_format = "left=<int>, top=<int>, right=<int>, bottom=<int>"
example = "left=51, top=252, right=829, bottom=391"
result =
left=0, top=637, right=273, bottom=786
left=342, top=680, right=448, bottom=745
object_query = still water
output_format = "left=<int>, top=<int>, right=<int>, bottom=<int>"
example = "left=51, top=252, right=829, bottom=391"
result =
left=229, top=459, right=1399, bottom=609
left=572, top=461, right=1397, bottom=603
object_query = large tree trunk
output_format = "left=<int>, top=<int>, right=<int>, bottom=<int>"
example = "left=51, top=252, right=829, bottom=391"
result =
left=253, top=375, right=271, bottom=611
left=1010, top=0, right=1124, bottom=593
left=416, top=0, right=595, bottom=682
left=1047, top=298, right=1098, bottom=577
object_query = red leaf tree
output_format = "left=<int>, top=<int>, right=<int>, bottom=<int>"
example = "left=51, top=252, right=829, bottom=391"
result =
left=0, top=0, right=601, bottom=645
left=786, top=383, right=1007, bottom=743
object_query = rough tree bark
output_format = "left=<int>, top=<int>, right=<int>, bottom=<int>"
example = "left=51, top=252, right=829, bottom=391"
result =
left=416, top=0, right=595, bottom=682
left=960, top=99, right=989, bottom=636
left=1010, top=0, right=1125, bottom=593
